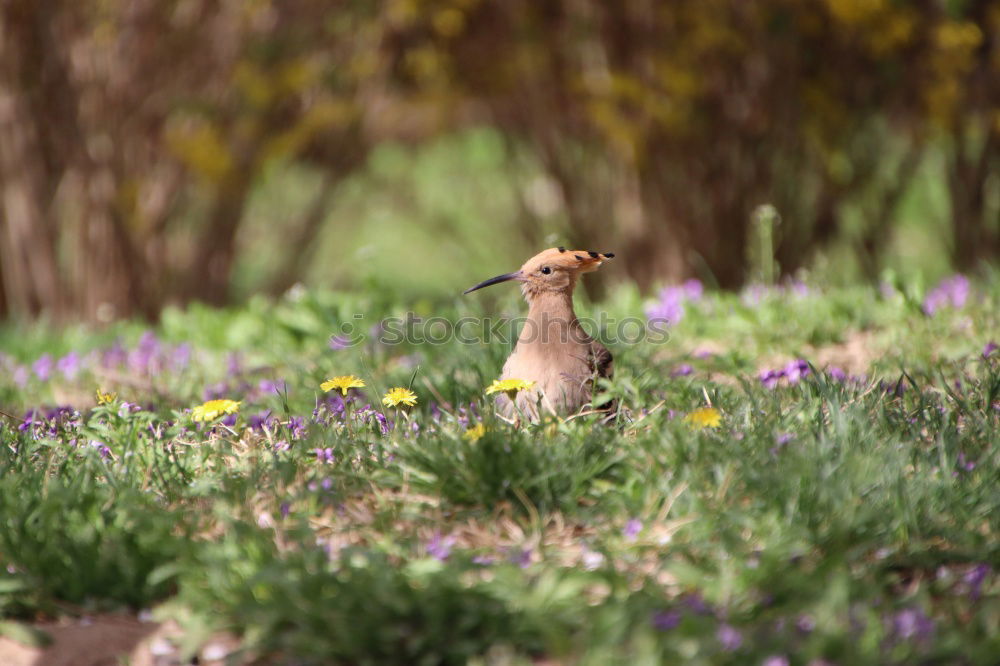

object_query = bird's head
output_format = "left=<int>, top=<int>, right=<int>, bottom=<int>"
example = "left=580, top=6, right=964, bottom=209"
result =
left=463, top=247, right=614, bottom=299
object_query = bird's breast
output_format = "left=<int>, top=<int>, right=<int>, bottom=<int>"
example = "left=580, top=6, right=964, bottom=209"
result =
left=499, top=338, right=594, bottom=417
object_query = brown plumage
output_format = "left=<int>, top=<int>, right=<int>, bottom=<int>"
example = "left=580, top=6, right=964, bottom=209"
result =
left=464, top=247, right=615, bottom=421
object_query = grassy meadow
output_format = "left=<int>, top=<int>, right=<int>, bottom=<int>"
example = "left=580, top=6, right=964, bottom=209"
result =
left=0, top=273, right=998, bottom=664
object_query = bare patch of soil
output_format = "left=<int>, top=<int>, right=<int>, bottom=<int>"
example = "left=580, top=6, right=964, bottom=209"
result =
left=0, top=615, right=240, bottom=666
left=807, top=329, right=884, bottom=376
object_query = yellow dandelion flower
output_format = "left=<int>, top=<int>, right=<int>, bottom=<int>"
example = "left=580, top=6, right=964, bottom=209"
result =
left=463, top=423, right=487, bottom=442
left=95, top=389, right=117, bottom=405
left=191, top=399, right=241, bottom=422
left=320, top=375, right=366, bottom=395
left=684, top=407, right=722, bottom=430
left=382, top=387, right=418, bottom=408
left=485, top=378, right=536, bottom=400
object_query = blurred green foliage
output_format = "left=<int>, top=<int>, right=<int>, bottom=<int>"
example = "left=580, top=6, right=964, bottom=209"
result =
left=0, top=0, right=998, bottom=321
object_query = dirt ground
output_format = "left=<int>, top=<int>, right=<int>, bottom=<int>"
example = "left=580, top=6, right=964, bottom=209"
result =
left=0, top=615, right=240, bottom=666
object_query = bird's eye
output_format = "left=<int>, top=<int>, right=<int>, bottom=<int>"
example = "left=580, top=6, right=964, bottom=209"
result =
left=540, top=266, right=552, bottom=275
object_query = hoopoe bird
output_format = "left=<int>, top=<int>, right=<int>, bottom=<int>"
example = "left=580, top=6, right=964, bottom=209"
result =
left=464, top=247, right=615, bottom=421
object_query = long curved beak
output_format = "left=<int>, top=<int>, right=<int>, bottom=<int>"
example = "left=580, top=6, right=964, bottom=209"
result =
left=463, top=271, right=522, bottom=295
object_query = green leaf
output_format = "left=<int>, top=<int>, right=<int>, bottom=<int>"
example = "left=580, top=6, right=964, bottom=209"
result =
left=0, top=621, right=53, bottom=648
left=0, top=578, right=28, bottom=595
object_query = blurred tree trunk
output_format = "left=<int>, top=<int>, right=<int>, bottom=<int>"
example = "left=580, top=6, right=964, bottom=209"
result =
left=74, top=172, right=156, bottom=321
left=189, top=174, right=253, bottom=307
left=0, top=258, right=6, bottom=319
left=947, top=121, right=999, bottom=270
left=0, top=110, right=65, bottom=318
left=0, top=0, right=155, bottom=321
left=0, top=1, right=66, bottom=319
left=0, top=0, right=380, bottom=320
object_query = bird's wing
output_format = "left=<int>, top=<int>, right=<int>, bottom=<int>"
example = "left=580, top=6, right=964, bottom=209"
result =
left=588, top=339, right=613, bottom=379
left=587, top=339, right=619, bottom=420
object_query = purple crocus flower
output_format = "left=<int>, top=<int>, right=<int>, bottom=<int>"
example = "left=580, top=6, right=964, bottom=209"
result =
left=983, top=341, right=998, bottom=359
left=645, top=286, right=687, bottom=325
left=287, top=416, right=307, bottom=439
left=651, top=610, right=681, bottom=631
left=129, top=331, right=161, bottom=375
left=13, top=366, right=28, bottom=388
left=47, top=406, right=80, bottom=429
left=717, top=624, right=743, bottom=651
left=202, top=382, right=229, bottom=401
left=273, top=440, right=290, bottom=452
left=784, top=359, right=810, bottom=384
left=923, top=274, right=969, bottom=315
left=770, top=432, right=793, bottom=457
left=456, top=405, right=471, bottom=428
left=103, top=340, right=127, bottom=369
left=32, top=354, right=53, bottom=382
left=426, top=533, right=455, bottom=561
left=509, top=547, right=533, bottom=568
left=226, top=352, right=243, bottom=377
left=788, top=279, right=810, bottom=298
left=762, top=657, right=789, bottom=666
left=472, top=554, right=495, bottom=566
left=318, top=397, right=348, bottom=424
left=892, top=607, right=934, bottom=641
left=171, top=343, right=192, bottom=372
left=313, top=448, right=335, bottom=464
left=19, top=410, right=39, bottom=434
left=760, top=368, right=784, bottom=389
left=119, top=402, right=143, bottom=418
left=248, top=410, right=274, bottom=431
left=964, top=564, right=990, bottom=601
left=258, top=379, right=285, bottom=396
left=881, top=379, right=907, bottom=398
left=946, top=275, right=970, bottom=307
left=683, top=279, right=704, bottom=301
left=89, top=440, right=112, bottom=459
left=955, top=452, right=976, bottom=475
left=671, top=364, right=694, bottom=377
left=741, top=284, right=770, bottom=307
left=681, top=593, right=712, bottom=615
left=827, top=366, right=847, bottom=382
left=56, top=352, right=81, bottom=380
left=922, top=289, right=945, bottom=316
left=623, top=518, right=643, bottom=541
left=372, top=411, right=392, bottom=435
left=137, top=330, right=159, bottom=353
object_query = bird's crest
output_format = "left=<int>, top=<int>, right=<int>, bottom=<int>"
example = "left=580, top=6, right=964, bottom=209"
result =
left=520, top=247, right=615, bottom=275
